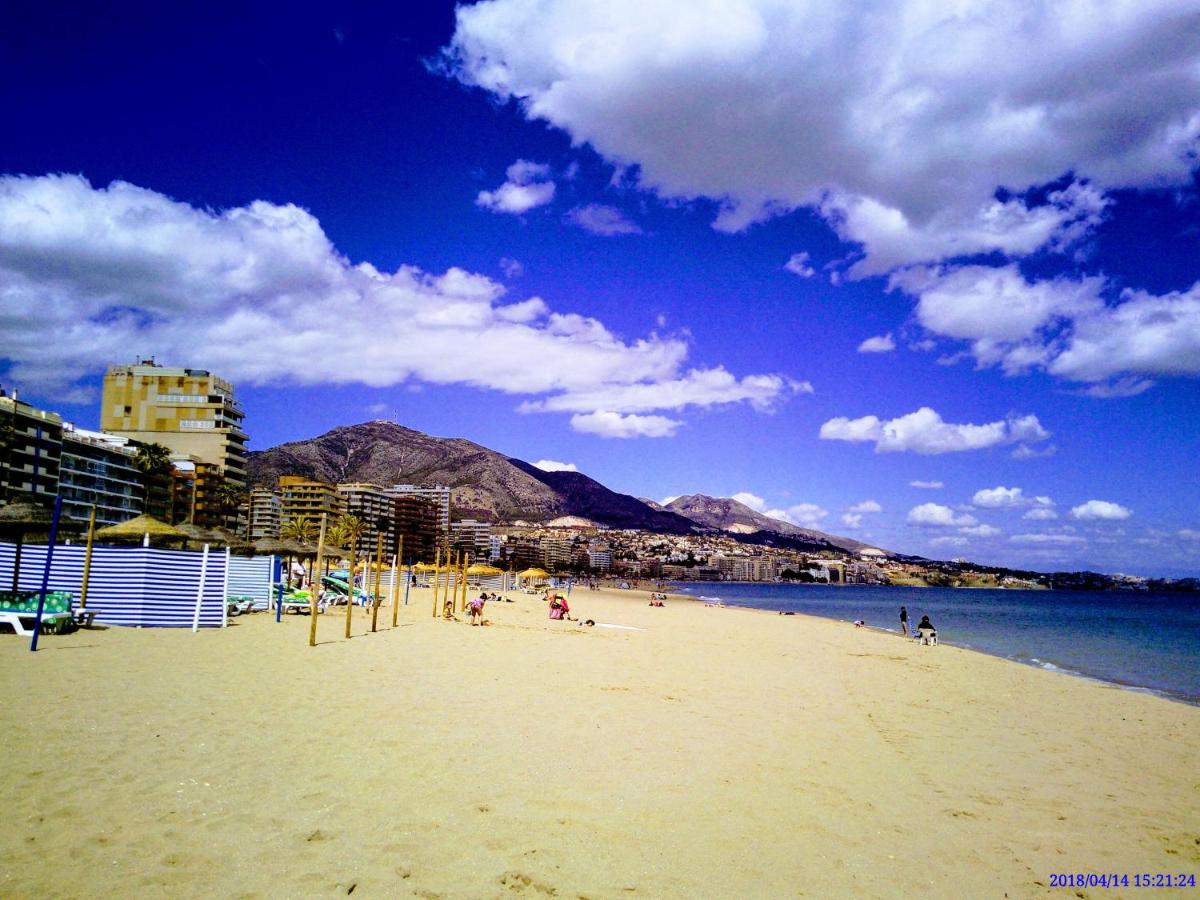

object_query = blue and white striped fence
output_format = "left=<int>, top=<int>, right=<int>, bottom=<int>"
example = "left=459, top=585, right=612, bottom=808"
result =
left=0, top=542, right=275, bottom=628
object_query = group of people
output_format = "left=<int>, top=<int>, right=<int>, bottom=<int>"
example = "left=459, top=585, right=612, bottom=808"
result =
left=899, top=606, right=937, bottom=644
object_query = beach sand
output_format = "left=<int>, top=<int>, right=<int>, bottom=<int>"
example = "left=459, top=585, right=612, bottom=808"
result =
left=1, top=585, right=1196, bottom=898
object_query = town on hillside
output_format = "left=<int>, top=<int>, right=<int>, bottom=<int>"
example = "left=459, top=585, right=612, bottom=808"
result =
left=2, top=361, right=1195, bottom=593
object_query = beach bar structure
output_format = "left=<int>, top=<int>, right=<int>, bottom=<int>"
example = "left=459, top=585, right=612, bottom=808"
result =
left=0, top=541, right=274, bottom=628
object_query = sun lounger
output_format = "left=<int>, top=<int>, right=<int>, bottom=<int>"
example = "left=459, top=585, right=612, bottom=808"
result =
left=0, top=591, right=78, bottom=636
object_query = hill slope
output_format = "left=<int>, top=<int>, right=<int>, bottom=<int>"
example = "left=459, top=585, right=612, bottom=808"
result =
left=665, top=494, right=870, bottom=553
left=246, top=420, right=697, bottom=532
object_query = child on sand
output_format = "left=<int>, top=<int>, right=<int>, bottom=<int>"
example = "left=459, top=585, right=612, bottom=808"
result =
left=469, top=593, right=486, bottom=626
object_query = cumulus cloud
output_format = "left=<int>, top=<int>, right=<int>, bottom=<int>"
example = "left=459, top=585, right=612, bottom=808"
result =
left=1070, top=500, right=1133, bottom=521
left=476, top=159, right=556, bottom=213
left=891, top=265, right=1200, bottom=389
left=907, top=503, right=977, bottom=528
left=784, top=252, right=815, bottom=278
left=857, top=333, right=896, bottom=354
left=930, top=536, right=968, bottom=549
left=565, top=203, right=642, bottom=235
left=910, top=480, right=943, bottom=490
left=820, top=407, right=1050, bottom=455
left=848, top=500, right=882, bottom=514
left=959, top=524, right=1001, bottom=537
left=731, top=492, right=767, bottom=513
left=0, top=174, right=796, bottom=436
left=972, top=486, right=1026, bottom=508
left=445, top=0, right=1200, bottom=268
left=766, top=503, right=828, bottom=528
left=1010, top=533, right=1088, bottom=545
left=519, top=368, right=805, bottom=415
left=533, top=459, right=578, bottom=472
left=841, top=513, right=863, bottom=529
left=1023, top=508, right=1059, bottom=521
left=569, top=410, right=681, bottom=438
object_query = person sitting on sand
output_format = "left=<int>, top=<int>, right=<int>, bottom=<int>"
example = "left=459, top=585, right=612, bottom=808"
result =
left=468, top=593, right=486, bottom=626
left=442, top=598, right=458, bottom=620
left=916, top=614, right=937, bottom=645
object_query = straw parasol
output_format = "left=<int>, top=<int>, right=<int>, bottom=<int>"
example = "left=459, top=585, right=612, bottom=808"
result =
left=516, top=567, right=549, bottom=580
left=0, top=497, right=74, bottom=591
left=95, top=514, right=189, bottom=546
left=412, top=562, right=438, bottom=573
left=466, top=563, right=503, bottom=576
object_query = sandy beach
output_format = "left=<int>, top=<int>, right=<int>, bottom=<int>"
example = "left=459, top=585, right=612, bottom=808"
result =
left=1, top=585, right=1196, bottom=898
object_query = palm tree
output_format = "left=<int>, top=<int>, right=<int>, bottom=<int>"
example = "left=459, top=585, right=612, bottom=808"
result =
left=280, top=515, right=317, bottom=544
left=132, top=442, right=173, bottom=518
left=211, top=480, right=245, bottom=530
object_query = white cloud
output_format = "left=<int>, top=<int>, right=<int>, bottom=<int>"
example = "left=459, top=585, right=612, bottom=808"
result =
left=766, top=503, right=829, bottom=528
left=533, top=459, right=578, bottom=472
left=907, top=503, right=977, bottom=528
left=857, top=333, right=896, bottom=354
left=1070, top=500, right=1133, bottom=521
left=959, top=524, right=1001, bottom=537
left=909, top=480, right=943, bottom=490
left=892, top=265, right=1200, bottom=389
left=365, top=402, right=389, bottom=415
left=446, top=1, right=1200, bottom=269
left=1049, top=282, right=1200, bottom=382
left=569, top=410, right=681, bottom=438
left=784, top=252, right=815, bottom=278
left=820, top=407, right=1050, bottom=455
left=827, top=181, right=1109, bottom=276
left=519, top=368, right=804, bottom=415
left=930, top=536, right=968, bottom=549
left=1010, top=533, right=1088, bottom=545
left=499, top=257, right=524, bottom=278
left=731, top=492, right=767, bottom=513
left=659, top=495, right=680, bottom=506
left=841, top=513, right=862, bottom=529
left=476, top=159, right=556, bottom=213
left=972, top=486, right=1027, bottom=508
left=1011, top=443, right=1058, bottom=460
left=1179, top=529, right=1200, bottom=541
left=848, top=500, right=882, bottom=514
left=0, top=174, right=793, bottom=436
left=566, top=203, right=642, bottom=235
left=1023, top=508, right=1059, bottom=521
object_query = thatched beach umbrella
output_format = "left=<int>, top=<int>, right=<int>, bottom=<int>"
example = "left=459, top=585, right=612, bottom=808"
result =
left=516, top=567, right=549, bottom=580
left=96, top=514, right=189, bottom=547
left=0, top=498, right=56, bottom=591
left=466, top=563, right=503, bottom=576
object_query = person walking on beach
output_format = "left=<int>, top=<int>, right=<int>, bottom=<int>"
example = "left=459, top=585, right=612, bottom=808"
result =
left=900, top=605, right=908, bottom=637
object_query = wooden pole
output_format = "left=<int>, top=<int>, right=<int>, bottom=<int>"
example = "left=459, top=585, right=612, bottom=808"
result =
left=79, top=505, right=96, bottom=609
left=308, top=513, right=326, bottom=647
left=430, top=546, right=441, bottom=617
left=345, top=539, right=357, bottom=639
left=459, top=552, right=470, bottom=612
left=391, top=535, right=403, bottom=627
left=443, top=550, right=457, bottom=617
left=370, top=531, right=383, bottom=632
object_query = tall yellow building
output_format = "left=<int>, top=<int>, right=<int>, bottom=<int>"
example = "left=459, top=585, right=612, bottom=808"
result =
left=100, top=360, right=248, bottom=487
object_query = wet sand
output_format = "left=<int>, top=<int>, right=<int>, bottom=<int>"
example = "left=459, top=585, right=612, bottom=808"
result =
left=1, top=585, right=1196, bottom=898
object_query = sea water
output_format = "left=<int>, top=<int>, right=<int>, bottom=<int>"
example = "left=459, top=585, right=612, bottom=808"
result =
left=670, top=583, right=1200, bottom=705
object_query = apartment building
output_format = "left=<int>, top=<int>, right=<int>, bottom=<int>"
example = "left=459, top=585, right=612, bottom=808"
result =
left=247, top=487, right=282, bottom=540
left=0, top=391, right=63, bottom=502
left=101, top=360, right=248, bottom=488
left=58, top=425, right=143, bottom=527
left=384, top=484, right=450, bottom=535
left=337, top=483, right=396, bottom=557
left=449, top=518, right=491, bottom=558
left=279, top=475, right=344, bottom=530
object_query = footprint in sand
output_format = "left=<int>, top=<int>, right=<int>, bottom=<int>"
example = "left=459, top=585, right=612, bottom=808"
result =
left=499, top=871, right=557, bottom=895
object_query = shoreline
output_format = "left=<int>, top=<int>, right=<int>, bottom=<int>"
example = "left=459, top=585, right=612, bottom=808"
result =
left=669, top=582, right=1200, bottom=707
left=2, top=583, right=1197, bottom=897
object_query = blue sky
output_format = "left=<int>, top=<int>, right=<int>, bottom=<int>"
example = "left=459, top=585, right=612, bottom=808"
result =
left=2, top=2, right=1199, bottom=575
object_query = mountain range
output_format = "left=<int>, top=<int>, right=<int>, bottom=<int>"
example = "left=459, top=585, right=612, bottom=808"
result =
left=246, top=420, right=872, bottom=553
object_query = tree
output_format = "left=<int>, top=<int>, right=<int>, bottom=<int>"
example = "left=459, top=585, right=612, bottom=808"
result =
left=133, top=442, right=173, bottom=519
left=212, top=480, right=245, bottom=529
left=280, top=515, right=317, bottom=544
